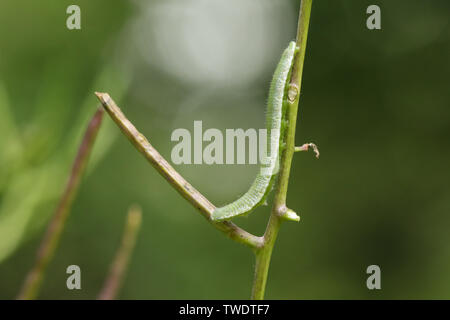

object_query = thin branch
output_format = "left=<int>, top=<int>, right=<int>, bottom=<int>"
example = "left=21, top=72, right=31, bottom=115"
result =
left=251, top=0, right=313, bottom=300
left=95, top=92, right=262, bottom=250
left=295, top=142, right=319, bottom=158
left=98, top=205, right=142, bottom=300
left=17, top=108, right=104, bottom=300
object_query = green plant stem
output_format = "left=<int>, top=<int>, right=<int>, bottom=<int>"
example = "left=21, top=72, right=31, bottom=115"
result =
left=95, top=93, right=263, bottom=250
left=251, top=0, right=313, bottom=300
left=17, top=108, right=104, bottom=300
left=98, top=205, right=142, bottom=300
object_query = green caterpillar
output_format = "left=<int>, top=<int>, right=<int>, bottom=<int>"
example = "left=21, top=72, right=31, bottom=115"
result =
left=211, top=41, right=297, bottom=221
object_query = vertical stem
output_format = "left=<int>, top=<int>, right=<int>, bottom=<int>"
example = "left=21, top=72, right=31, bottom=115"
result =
left=251, top=0, right=313, bottom=300
left=251, top=214, right=281, bottom=299
left=17, top=108, right=104, bottom=300
left=98, top=205, right=142, bottom=300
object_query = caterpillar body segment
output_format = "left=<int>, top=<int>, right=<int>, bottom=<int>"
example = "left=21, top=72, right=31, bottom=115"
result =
left=211, top=41, right=297, bottom=221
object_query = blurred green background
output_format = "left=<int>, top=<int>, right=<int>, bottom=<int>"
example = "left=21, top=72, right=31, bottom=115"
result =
left=1, top=0, right=449, bottom=299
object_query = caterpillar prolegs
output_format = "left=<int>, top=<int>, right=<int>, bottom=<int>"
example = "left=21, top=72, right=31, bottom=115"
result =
left=211, top=41, right=297, bottom=221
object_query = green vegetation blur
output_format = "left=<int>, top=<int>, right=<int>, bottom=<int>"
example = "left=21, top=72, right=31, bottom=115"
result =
left=0, top=0, right=449, bottom=299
